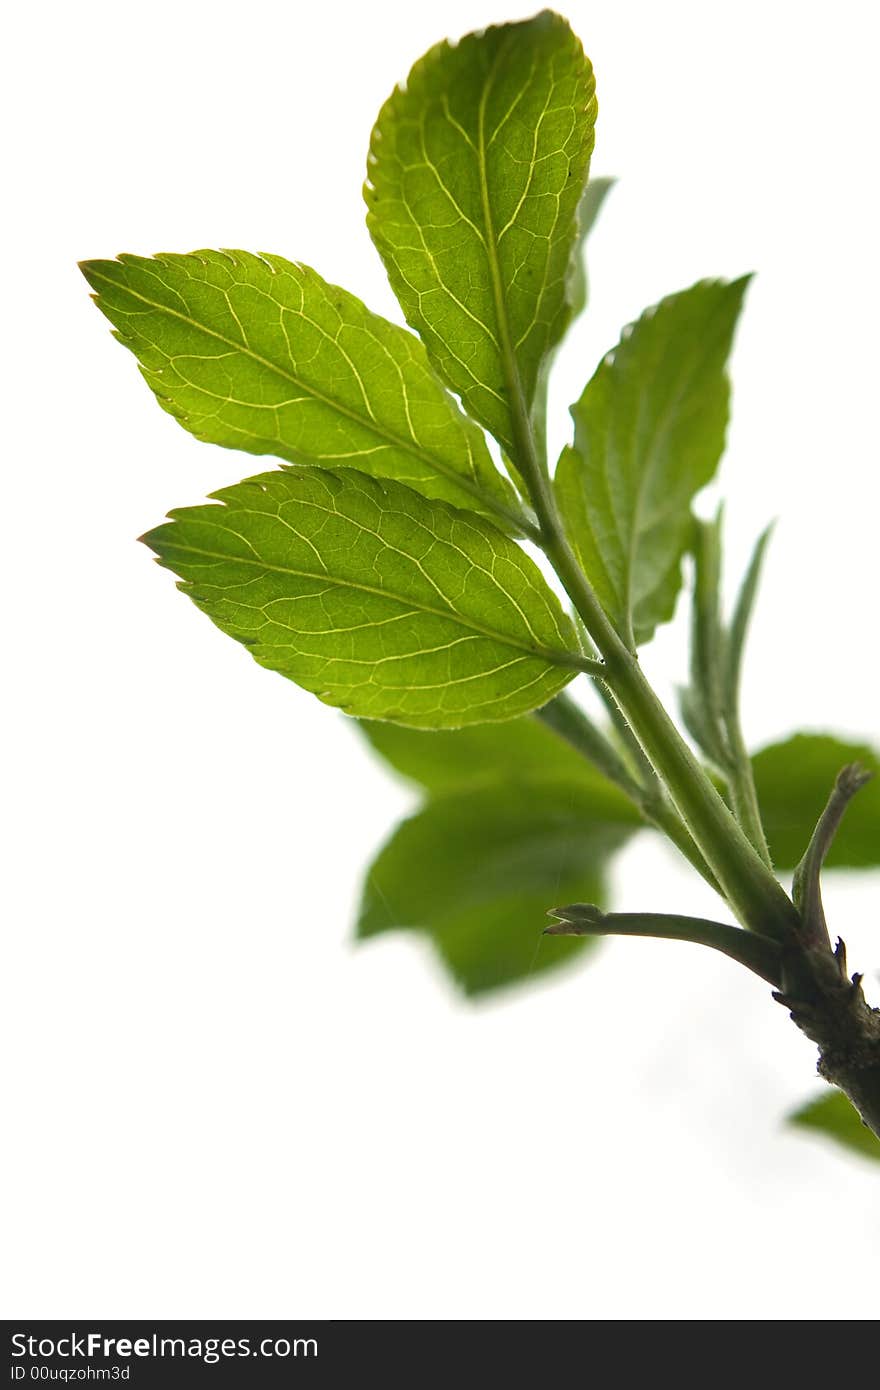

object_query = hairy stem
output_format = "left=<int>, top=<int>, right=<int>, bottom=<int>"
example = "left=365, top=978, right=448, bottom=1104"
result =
left=595, top=677, right=661, bottom=791
left=535, top=693, right=643, bottom=799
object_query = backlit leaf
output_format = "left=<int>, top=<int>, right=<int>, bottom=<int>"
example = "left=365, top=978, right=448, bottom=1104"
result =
left=142, top=467, right=582, bottom=727
left=81, top=251, right=526, bottom=531
left=365, top=12, right=596, bottom=457
left=555, top=279, right=749, bottom=646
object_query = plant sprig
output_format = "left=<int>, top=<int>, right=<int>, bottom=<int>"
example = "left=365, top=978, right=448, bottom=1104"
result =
left=81, top=10, right=880, bottom=1162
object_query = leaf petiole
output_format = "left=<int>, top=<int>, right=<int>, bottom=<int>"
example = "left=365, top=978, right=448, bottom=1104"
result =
left=545, top=904, right=783, bottom=985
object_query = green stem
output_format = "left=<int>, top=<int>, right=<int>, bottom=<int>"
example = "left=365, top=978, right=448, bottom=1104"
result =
left=595, top=678, right=660, bottom=791
left=535, top=694, right=643, bottom=799
left=546, top=905, right=783, bottom=986
left=548, top=529, right=796, bottom=937
left=538, top=694, right=721, bottom=894
left=475, top=162, right=795, bottom=939
left=642, top=795, right=722, bottom=896
left=506, top=416, right=797, bottom=940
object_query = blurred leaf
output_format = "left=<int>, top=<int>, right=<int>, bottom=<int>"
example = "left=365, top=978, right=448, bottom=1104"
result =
left=365, top=12, right=596, bottom=457
left=789, top=1090, right=880, bottom=1164
left=567, top=177, right=615, bottom=325
left=142, top=467, right=582, bottom=727
left=357, top=779, right=638, bottom=995
left=752, top=734, right=880, bottom=870
left=556, top=278, right=749, bottom=646
left=359, top=711, right=637, bottom=803
left=531, top=176, right=616, bottom=467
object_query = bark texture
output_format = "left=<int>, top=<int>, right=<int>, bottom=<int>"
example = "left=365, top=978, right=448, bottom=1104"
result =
left=776, top=936, right=880, bottom=1140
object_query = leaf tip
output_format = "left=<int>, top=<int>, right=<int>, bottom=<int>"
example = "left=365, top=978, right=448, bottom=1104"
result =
left=138, top=524, right=168, bottom=559
left=78, top=258, right=104, bottom=291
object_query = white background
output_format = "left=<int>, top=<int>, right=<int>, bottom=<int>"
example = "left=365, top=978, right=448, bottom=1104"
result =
left=3, top=0, right=879, bottom=1320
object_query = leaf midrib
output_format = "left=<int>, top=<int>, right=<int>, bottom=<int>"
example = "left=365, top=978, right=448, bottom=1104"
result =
left=88, top=264, right=528, bottom=535
left=157, top=534, right=582, bottom=670
left=475, top=34, right=535, bottom=465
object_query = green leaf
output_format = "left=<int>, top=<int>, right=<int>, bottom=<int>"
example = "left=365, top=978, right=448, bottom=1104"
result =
left=365, top=12, right=597, bottom=459
left=679, top=514, right=775, bottom=864
left=679, top=508, right=729, bottom=767
left=723, top=521, right=774, bottom=721
left=789, top=1091, right=880, bottom=1164
left=357, top=779, right=636, bottom=995
left=143, top=466, right=583, bottom=727
left=555, top=278, right=750, bottom=646
left=358, top=708, right=637, bottom=798
left=80, top=251, right=528, bottom=532
left=752, top=734, right=880, bottom=870
left=681, top=514, right=774, bottom=765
